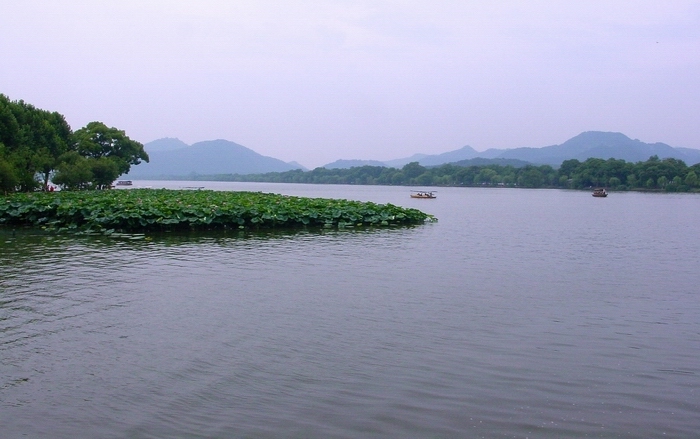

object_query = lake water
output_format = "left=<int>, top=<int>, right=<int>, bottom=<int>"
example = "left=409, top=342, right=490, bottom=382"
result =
left=1, top=182, right=699, bottom=438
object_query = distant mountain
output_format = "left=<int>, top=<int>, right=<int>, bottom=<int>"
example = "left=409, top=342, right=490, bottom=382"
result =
left=383, top=153, right=429, bottom=168
left=379, top=145, right=483, bottom=168
left=447, top=157, right=532, bottom=168
left=322, top=159, right=387, bottom=169
left=416, top=145, right=481, bottom=166
left=673, top=147, right=700, bottom=165
left=494, top=131, right=696, bottom=165
left=144, top=137, right=188, bottom=152
left=392, top=132, right=700, bottom=168
left=472, top=148, right=507, bottom=159
left=128, top=139, right=303, bottom=177
left=383, top=146, right=481, bottom=168
left=128, top=131, right=700, bottom=178
left=286, top=161, right=309, bottom=171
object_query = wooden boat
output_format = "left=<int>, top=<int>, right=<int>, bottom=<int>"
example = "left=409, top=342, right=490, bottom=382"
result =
left=410, top=191, right=436, bottom=199
left=592, top=188, right=607, bottom=197
left=115, top=180, right=133, bottom=186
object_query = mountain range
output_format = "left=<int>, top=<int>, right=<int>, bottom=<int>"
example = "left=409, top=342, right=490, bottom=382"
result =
left=126, top=138, right=304, bottom=178
left=326, top=132, right=700, bottom=168
left=127, top=132, right=700, bottom=178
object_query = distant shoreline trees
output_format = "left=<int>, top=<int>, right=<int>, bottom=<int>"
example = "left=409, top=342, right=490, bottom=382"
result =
left=0, top=94, right=147, bottom=193
left=186, top=156, right=700, bottom=192
left=4, top=94, right=698, bottom=194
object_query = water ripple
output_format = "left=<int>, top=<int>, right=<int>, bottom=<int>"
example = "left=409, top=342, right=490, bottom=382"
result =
left=2, top=188, right=700, bottom=438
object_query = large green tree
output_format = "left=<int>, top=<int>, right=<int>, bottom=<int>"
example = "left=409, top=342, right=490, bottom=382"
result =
left=52, top=122, right=148, bottom=190
left=73, top=121, right=149, bottom=177
left=0, top=94, right=74, bottom=191
left=1, top=95, right=152, bottom=192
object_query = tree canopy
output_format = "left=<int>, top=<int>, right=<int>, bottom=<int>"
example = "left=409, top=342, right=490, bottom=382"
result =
left=0, top=94, right=73, bottom=191
left=0, top=94, right=148, bottom=192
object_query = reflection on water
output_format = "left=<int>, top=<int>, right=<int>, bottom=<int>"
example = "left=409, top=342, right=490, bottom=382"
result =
left=1, top=185, right=700, bottom=438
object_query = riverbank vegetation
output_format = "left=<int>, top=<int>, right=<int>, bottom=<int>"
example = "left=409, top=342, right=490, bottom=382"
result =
left=0, top=94, right=147, bottom=193
left=0, top=189, right=436, bottom=233
left=191, top=156, right=700, bottom=192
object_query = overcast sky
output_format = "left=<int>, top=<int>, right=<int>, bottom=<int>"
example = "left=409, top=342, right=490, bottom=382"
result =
left=2, top=1, right=699, bottom=168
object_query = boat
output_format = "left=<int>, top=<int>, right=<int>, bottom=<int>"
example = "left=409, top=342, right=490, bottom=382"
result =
left=592, top=188, right=607, bottom=197
left=410, top=190, right=436, bottom=199
left=115, top=180, right=133, bottom=186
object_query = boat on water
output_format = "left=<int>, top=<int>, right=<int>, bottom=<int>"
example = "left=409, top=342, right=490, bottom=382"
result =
left=410, top=190, right=436, bottom=199
left=115, top=180, right=133, bottom=186
left=592, top=188, right=607, bottom=197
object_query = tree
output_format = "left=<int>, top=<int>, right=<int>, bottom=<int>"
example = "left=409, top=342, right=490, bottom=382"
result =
left=390, top=172, right=405, bottom=185
left=74, top=121, right=148, bottom=176
left=402, top=162, right=426, bottom=179
left=90, top=157, right=121, bottom=189
left=559, top=159, right=581, bottom=180
left=518, top=166, right=544, bottom=188
left=0, top=155, right=19, bottom=193
left=502, top=173, right=516, bottom=186
left=685, top=170, right=698, bottom=188
left=667, top=175, right=685, bottom=192
left=0, top=95, right=74, bottom=191
left=416, top=173, right=433, bottom=185
left=0, top=95, right=21, bottom=148
left=36, top=111, right=73, bottom=188
left=0, top=96, right=153, bottom=192
left=475, top=168, right=497, bottom=185
left=52, top=152, right=93, bottom=190
left=52, top=121, right=149, bottom=190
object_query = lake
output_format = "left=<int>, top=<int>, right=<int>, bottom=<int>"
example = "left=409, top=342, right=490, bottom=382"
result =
left=1, top=182, right=699, bottom=438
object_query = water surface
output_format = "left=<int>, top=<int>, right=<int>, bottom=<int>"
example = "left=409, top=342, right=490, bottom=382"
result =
left=2, top=184, right=699, bottom=438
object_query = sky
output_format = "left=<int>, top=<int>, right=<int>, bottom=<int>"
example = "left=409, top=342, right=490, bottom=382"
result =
left=2, top=1, right=699, bottom=168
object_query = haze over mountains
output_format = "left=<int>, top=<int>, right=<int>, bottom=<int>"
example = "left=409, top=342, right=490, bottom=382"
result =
left=126, top=139, right=304, bottom=178
left=333, top=132, right=700, bottom=168
left=127, top=132, right=700, bottom=178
